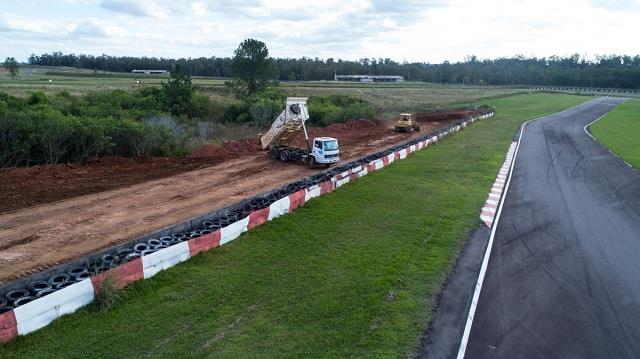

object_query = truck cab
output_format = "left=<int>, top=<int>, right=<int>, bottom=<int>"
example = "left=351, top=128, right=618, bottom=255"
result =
left=311, top=137, right=340, bottom=165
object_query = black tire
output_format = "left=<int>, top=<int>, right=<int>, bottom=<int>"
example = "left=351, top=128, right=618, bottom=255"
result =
left=269, top=148, right=279, bottom=159
left=278, top=150, right=289, bottom=162
left=309, top=156, right=317, bottom=167
left=290, top=104, right=301, bottom=114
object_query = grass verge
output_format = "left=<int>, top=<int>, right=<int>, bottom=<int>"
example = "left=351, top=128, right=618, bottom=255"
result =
left=0, top=93, right=589, bottom=358
left=590, top=99, right=640, bottom=169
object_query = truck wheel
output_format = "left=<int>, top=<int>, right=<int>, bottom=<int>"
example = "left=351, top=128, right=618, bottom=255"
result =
left=278, top=150, right=289, bottom=162
left=309, top=156, right=317, bottom=167
left=269, top=148, right=279, bottom=159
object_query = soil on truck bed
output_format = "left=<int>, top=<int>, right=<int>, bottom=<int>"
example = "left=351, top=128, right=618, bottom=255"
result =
left=0, top=110, right=482, bottom=285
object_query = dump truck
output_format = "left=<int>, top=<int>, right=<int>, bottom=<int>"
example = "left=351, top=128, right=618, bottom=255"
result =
left=394, top=113, right=421, bottom=132
left=260, top=97, right=340, bottom=167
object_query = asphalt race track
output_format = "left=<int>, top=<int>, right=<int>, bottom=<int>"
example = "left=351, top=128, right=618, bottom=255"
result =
left=464, top=97, right=640, bottom=358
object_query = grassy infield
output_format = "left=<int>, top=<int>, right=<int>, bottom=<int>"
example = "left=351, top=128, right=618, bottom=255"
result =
left=590, top=99, right=640, bottom=169
left=1, top=94, right=589, bottom=358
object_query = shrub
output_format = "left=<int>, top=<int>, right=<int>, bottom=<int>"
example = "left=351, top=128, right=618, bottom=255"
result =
left=0, top=90, right=194, bottom=166
left=308, top=94, right=375, bottom=126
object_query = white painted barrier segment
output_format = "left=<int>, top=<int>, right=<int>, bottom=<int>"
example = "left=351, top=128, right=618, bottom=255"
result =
left=14, top=279, right=94, bottom=335
left=409, top=144, right=417, bottom=153
left=305, top=185, right=321, bottom=202
left=480, top=142, right=517, bottom=227
left=336, top=176, right=350, bottom=188
left=372, top=159, right=384, bottom=170
left=268, top=197, right=290, bottom=220
left=357, top=167, right=369, bottom=178
left=220, top=216, right=250, bottom=245
left=387, top=153, right=395, bottom=164
left=142, top=242, right=191, bottom=278
left=398, top=148, right=408, bottom=159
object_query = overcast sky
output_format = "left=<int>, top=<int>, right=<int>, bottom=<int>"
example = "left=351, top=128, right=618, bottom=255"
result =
left=1, top=0, right=639, bottom=63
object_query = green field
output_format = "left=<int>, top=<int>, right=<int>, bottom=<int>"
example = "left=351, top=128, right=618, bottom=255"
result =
left=590, top=99, right=640, bottom=169
left=0, top=66, right=526, bottom=117
left=0, top=93, right=589, bottom=358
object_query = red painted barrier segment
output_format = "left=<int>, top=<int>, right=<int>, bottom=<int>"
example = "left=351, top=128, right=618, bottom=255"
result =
left=320, top=180, right=334, bottom=195
left=187, top=230, right=222, bottom=256
left=0, top=310, right=18, bottom=343
left=91, top=257, right=144, bottom=293
left=288, top=189, right=307, bottom=212
left=247, top=207, right=270, bottom=230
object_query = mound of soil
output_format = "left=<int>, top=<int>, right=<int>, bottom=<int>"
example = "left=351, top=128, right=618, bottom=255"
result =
left=222, top=138, right=262, bottom=153
left=290, top=119, right=387, bottom=147
left=0, top=156, right=222, bottom=213
left=415, top=109, right=478, bottom=122
left=186, top=144, right=232, bottom=159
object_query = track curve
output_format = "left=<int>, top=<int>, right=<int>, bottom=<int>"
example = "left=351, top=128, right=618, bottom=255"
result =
left=465, top=97, right=640, bottom=358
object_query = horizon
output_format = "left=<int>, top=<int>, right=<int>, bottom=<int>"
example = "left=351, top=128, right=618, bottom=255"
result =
left=2, top=0, right=639, bottom=63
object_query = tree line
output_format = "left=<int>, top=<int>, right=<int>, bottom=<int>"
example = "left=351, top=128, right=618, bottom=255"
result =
left=27, top=52, right=640, bottom=89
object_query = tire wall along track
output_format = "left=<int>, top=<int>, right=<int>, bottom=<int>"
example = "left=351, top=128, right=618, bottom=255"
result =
left=0, top=112, right=494, bottom=343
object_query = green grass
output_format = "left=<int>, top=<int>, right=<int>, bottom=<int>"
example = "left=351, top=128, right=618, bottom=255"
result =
left=0, top=93, right=589, bottom=358
left=590, top=99, right=640, bottom=169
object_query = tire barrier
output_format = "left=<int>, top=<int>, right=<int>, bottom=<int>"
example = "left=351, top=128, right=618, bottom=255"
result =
left=0, top=110, right=494, bottom=342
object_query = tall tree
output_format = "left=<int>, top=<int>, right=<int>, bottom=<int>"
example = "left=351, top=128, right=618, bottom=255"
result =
left=229, top=39, right=277, bottom=96
left=161, top=65, right=194, bottom=115
left=3, top=57, right=19, bottom=79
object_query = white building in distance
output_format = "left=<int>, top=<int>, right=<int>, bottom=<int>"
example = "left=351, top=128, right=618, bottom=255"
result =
left=334, top=74, right=404, bottom=82
left=131, top=69, right=169, bottom=75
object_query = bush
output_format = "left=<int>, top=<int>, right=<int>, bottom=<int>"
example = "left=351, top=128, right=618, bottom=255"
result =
left=0, top=90, right=194, bottom=167
left=308, top=94, right=375, bottom=126
left=223, top=101, right=250, bottom=123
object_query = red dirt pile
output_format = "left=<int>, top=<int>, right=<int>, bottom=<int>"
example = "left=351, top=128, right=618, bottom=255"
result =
left=414, top=109, right=477, bottom=122
left=290, top=119, right=386, bottom=147
left=222, top=138, right=262, bottom=153
left=0, top=156, right=222, bottom=213
left=186, top=144, right=232, bottom=159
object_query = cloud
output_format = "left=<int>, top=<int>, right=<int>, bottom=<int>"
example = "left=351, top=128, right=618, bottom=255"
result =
left=100, top=0, right=169, bottom=18
left=72, top=21, right=127, bottom=37
left=2, top=0, right=640, bottom=63
left=100, top=0, right=147, bottom=16
left=191, top=2, right=208, bottom=16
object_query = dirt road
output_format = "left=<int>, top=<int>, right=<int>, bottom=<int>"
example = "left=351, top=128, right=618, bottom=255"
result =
left=0, top=118, right=459, bottom=285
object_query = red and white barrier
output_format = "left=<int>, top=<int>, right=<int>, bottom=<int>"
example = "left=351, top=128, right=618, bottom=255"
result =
left=480, top=141, right=516, bottom=228
left=0, top=112, right=494, bottom=343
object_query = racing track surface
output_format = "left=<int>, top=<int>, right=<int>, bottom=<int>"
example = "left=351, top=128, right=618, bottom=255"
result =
left=465, top=97, right=640, bottom=358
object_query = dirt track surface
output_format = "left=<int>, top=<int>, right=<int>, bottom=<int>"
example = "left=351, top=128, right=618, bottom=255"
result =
left=0, top=116, right=460, bottom=285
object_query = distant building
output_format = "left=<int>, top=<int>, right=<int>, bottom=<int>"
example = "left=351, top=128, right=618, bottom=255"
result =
left=131, top=69, right=169, bottom=75
left=334, top=74, right=404, bottom=83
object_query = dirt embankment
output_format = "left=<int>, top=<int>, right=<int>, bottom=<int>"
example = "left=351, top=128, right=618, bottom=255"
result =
left=0, top=109, right=482, bottom=284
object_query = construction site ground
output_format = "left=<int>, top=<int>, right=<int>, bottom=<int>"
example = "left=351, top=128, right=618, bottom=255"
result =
left=0, top=111, right=475, bottom=285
